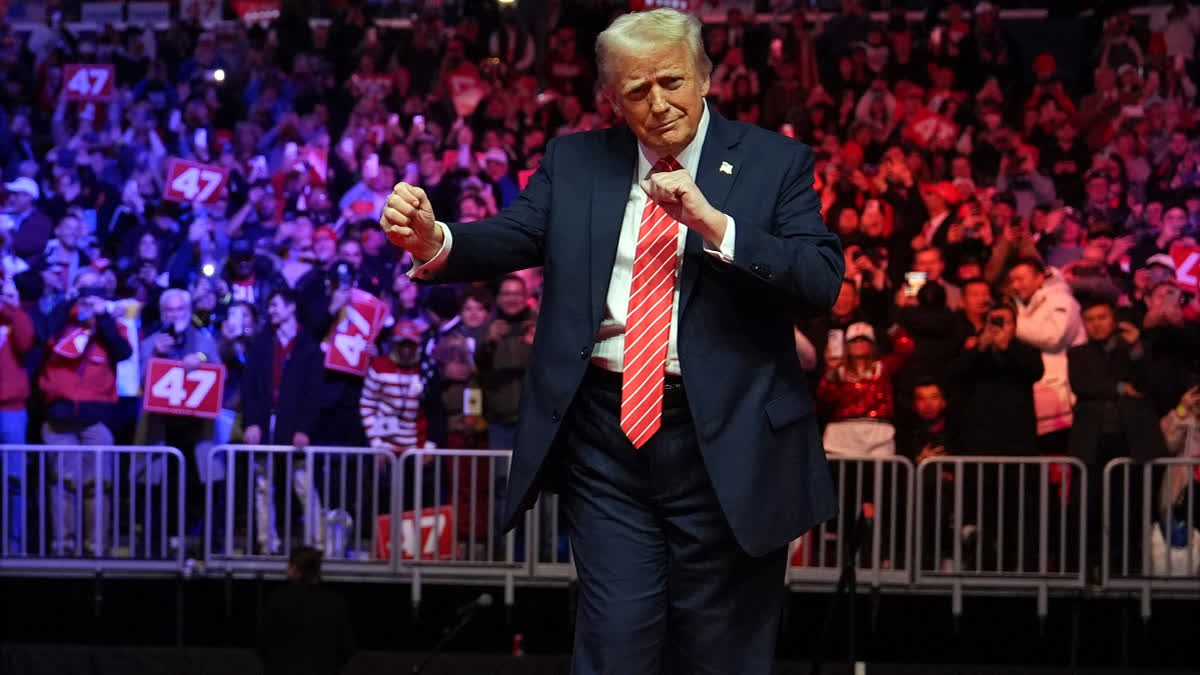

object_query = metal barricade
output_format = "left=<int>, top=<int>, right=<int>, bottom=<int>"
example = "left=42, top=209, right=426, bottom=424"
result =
left=1103, top=457, right=1200, bottom=618
left=204, top=445, right=399, bottom=578
left=0, top=444, right=186, bottom=574
left=527, top=493, right=575, bottom=583
left=914, top=456, right=1087, bottom=616
left=787, top=456, right=914, bottom=590
left=396, top=448, right=524, bottom=608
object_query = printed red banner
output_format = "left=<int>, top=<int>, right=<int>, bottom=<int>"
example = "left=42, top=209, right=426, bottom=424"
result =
left=142, top=357, right=226, bottom=419
left=52, top=326, right=91, bottom=359
left=903, top=107, right=960, bottom=149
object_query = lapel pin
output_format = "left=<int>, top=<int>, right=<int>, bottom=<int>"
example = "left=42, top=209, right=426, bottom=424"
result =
left=719, top=161, right=733, bottom=175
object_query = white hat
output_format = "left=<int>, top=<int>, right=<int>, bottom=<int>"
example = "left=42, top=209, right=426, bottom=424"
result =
left=1145, top=253, right=1177, bottom=271
left=846, top=321, right=876, bottom=343
left=4, top=177, right=39, bottom=200
left=484, top=148, right=509, bottom=164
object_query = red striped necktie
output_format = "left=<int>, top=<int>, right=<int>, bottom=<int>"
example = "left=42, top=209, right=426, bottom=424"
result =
left=620, top=155, right=681, bottom=449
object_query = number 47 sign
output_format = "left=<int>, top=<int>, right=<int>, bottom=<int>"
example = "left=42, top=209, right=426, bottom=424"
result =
left=64, top=64, right=116, bottom=102
left=143, top=358, right=226, bottom=419
left=163, top=158, right=229, bottom=205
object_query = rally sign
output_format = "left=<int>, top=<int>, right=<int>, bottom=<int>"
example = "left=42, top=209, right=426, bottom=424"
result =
left=374, top=505, right=456, bottom=561
left=1170, top=242, right=1200, bottom=292
left=142, top=357, right=226, bottom=419
left=903, top=108, right=960, bottom=149
left=53, top=326, right=91, bottom=358
left=163, top=158, right=230, bottom=204
left=323, top=289, right=389, bottom=375
left=447, top=65, right=486, bottom=118
left=64, top=64, right=116, bottom=102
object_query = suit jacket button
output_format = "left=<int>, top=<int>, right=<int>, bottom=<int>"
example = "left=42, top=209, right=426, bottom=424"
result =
left=552, top=410, right=561, bottom=422
left=580, top=346, right=590, bottom=360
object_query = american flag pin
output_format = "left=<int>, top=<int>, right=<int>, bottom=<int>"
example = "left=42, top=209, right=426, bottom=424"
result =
left=719, top=161, right=733, bottom=175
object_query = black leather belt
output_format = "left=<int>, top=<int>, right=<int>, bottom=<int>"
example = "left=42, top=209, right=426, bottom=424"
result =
left=583, top=364, right=686, bottom=405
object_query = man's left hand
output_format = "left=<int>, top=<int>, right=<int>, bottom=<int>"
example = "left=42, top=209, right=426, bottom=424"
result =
left=640, top=168, right=726, bottom=244
left=181, top=353, right=201, bottom=371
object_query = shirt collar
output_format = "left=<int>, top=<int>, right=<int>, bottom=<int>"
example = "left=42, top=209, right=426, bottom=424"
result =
left=636, top=101, right=710, bottom=180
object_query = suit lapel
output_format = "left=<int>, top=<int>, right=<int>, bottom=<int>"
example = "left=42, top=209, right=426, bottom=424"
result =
left=588, top=125, right=638, bottom=332
left=679, top=109, right=743, bottom=315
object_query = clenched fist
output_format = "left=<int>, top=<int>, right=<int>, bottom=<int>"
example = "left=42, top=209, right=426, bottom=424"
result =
left=381, top=182, right=444, bottom=262
left=640, top=169, right=726, bottom=244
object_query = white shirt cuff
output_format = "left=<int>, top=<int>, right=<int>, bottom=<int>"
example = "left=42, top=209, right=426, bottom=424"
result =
left=407, top=221, right=453, bottom=280
left=703, top=215, right=736, bottom=263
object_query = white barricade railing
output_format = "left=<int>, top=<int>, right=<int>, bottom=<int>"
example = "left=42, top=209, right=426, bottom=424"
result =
left=1103, top=457, right=1200, bottom=616
left=0, top=444, right=186, bottom=572
left=527, top=493, right=574, bottom=583
left=788, top=456, right=914, bottom=588
left=914, top=456, right=1087, bottom=615
left=204, top=445, right=399, bottom=577
left=396, top=448, right=523, bottom=610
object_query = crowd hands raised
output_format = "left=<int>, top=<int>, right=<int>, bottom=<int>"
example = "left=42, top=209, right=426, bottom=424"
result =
left=0, top=1, right=1198, bottom=565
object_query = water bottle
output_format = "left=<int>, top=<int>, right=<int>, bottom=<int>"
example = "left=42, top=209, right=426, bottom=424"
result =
left=324, top=509, right=353, bottom=559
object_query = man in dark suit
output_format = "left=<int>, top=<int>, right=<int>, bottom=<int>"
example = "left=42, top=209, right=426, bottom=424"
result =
left=1068, top=298, right=1165, bottom=577
left=257, top=546, right=355, bottom=675
left=381, top=9, right=843, bottom=674
left=242, top=288, right=324, bottom=448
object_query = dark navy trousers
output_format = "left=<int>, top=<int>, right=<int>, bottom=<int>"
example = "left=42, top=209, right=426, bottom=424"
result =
left=556, top=366, right=788, bottom=675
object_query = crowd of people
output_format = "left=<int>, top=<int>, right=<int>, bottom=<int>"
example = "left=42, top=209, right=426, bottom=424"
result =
left=0, top=0, right=1198, bottom=572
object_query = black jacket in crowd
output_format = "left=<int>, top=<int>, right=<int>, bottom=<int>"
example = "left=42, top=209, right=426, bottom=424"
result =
left=1067, top=337, right=1167, bottom=464
left=947, top=340, right=1045, bottom=456
left=241, top=328, right=323, bottom=445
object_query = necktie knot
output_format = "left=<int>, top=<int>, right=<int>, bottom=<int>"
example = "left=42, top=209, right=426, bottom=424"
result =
left=652, top=155, right=681, bottom=174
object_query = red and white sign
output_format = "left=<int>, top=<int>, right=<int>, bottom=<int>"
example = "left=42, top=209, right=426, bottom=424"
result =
left=52, top=326, right=91, bottom=359
left=375, top=505, right=456, bottom=561
left=64, top=64, right=116, bottom=102
left=323, top=289, right=388, bottom=376
left=163, top=158, right=229, bottom=204
left=447, top=65, right=487, bottom=118
left=301, top=145, right=328, bottom=184
left=351, top=74, right=393, bottom=100
left=1170, top=242, right=1200, bottom=292
left=142, top=358, right=226, bottom=419
left=903, top=108, right=960, bottom=149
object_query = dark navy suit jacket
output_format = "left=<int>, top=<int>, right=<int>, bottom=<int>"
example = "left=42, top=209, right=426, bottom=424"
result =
left=424, top=110, right=844, bottom=556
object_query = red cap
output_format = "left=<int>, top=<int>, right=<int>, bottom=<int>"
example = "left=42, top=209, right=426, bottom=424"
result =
left=1033, top=52, right=1057, bottom=77
left=920, top=181, right=962, bottom=205
left=391, top=320, right=423, bottom=343
left=841, top=141, right=865, bottom=163
left=314, top=226, right=337, bottom=243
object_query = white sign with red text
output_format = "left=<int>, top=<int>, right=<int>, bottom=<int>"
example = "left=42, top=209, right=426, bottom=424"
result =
left=323, top=289, right=388, bottom=376
left=142, top=358, right=226, bottom=419
left=162, top=158, right=230, bottom=205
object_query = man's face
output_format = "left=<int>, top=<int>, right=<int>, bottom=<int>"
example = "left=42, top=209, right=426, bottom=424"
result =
left=1008, top=264, right=1044, bottom=303
left=963, top=282, right=992, bottom=318
left=913, top=249, right=945, bottom=281
left=338, top=241, right=363, bottom=269
left=1163, top=207, right=1188, bottom=235
left=392, top=339, right=419, bottom=366
left=605, top=42, right=710, bottom=158
left=497, top=279, right=528, bottom=315
left=314, top=237, right=336, bottom=264
left=161, top=295, right=191, bottom=332
left=56, top=216, right=84, bottom=250
left=1082, top=304, right=1116, bottom=342
left=913, top=384, right=947, bottom=421
left=991, top=202, right=1015, bottom=228
left=1087, top=176, right=1109, bottom=203
left=847, top=337, right=873, bottom=358
left=266, top=295, right=295, bottom=327
left=7, top=191, right=32, bottom=212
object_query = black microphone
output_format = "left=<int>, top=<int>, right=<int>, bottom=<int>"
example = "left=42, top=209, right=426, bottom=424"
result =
left=411, top=593, right=494, bottom=675
left=453, top=592, right=493, bottom=618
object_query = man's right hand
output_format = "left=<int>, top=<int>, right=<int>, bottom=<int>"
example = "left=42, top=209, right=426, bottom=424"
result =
left=243, top=425, right=262, bottom=445
left=381, top=182, right=443, bottom=262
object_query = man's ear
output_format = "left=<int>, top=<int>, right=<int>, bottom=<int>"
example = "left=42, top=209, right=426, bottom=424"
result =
left=601, top=88, right=624, bottom=121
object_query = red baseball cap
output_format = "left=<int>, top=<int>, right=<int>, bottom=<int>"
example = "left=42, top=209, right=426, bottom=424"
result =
left=920, top=181, right=962, bottom=205
left=314, top=226, right=337, bottom=244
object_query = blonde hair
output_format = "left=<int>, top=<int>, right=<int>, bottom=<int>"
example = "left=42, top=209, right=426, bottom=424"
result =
left=596, top=8, right=712, bottom=91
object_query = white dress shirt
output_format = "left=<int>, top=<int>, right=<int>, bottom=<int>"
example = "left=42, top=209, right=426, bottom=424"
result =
left=411, top=103, right=736, bottom=377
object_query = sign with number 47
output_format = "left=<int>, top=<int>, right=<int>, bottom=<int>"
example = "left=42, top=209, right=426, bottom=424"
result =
left=163, top=158, right=230, bottom=205
left=64, top=64, right=116, bottom=102
left=142, top=358, right=226, bottom=419
left=324, top=290, right=389, bottom=376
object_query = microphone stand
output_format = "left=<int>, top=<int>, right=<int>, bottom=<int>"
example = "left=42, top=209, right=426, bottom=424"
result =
left=810, top=506, right=870, bottom=675
left=410, top=605, right=483, bottom=675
